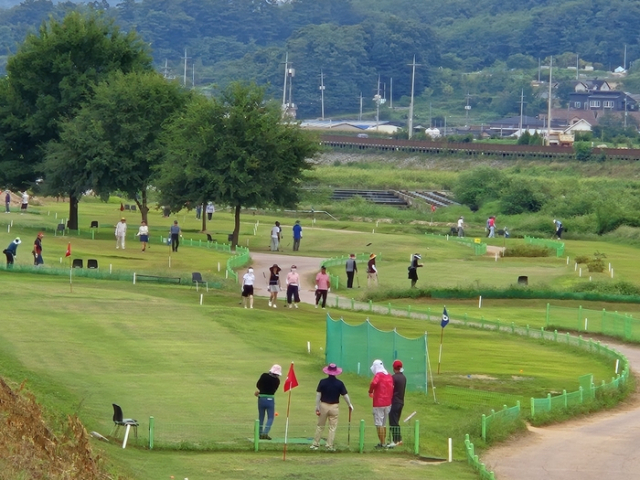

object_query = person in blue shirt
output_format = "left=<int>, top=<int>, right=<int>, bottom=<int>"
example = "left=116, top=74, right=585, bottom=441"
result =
left=3, top=237, right=20, bottom=266
left=292, top=220, right=303, bottom=251
left=170, top=220, right=182, bottom=252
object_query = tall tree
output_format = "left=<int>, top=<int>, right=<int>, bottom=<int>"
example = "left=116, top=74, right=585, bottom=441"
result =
left=158, top=82, right=320, bottom=246
left=1, top=11, right=152, bottom=228
left=46, top=71, right=188, bottom=224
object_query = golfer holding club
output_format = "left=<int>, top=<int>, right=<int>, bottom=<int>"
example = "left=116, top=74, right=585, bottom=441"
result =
left=310, top=363, right=353, bottom=452
left=255, top=364, right=282, bottom=440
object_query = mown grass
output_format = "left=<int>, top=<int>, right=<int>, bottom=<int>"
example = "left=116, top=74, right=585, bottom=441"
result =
left=0, top=197, right=637, bottom=479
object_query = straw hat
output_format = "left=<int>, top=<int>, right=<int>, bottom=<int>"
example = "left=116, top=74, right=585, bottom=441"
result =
left=369, top=253, right=376, bottom=259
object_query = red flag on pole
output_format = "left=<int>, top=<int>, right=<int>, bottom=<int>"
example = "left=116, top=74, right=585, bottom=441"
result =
left=65, top=242, right=71, bottom=257
left=284, top=363, right=299, bottom=392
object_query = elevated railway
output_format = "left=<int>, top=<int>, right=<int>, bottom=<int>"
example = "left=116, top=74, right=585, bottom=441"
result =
left=320, top=134, right=640, bottom=161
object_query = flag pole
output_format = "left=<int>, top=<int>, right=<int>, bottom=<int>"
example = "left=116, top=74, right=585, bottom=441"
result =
left=283, top=387, right=292, bottom=461
left=437, top=327, right=443, bottom=374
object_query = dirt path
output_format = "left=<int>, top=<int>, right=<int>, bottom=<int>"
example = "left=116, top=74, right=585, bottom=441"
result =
left=483, top=339, right=640, bottom=480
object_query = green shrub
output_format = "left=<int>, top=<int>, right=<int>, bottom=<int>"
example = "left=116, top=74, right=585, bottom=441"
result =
left=499, top=179, right=546, bottom=214
left=575, top=255, right=589, bottom=264
left=503, top=244, right=552, bottom=257
left=570, top=281, right=640, bottom=296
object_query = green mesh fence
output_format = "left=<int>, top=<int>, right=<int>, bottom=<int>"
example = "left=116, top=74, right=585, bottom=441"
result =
left=425, top=233, right=488, bottom=256
left=227, top=246, right=250, bottom=282
left=546, top=303, right=640, bottom=341
left=524, top=235, right=565, bottom=257
left=322, top=253, right=382, bottom=291
left=465, top=434, right=496, bottom=480
left=481, top=402, right=521, bottom=442
left=325, top=314, right=428, bottom=393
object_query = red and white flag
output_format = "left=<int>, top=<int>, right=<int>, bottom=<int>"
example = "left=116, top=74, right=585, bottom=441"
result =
left=284, top=363, right=299, bottom=392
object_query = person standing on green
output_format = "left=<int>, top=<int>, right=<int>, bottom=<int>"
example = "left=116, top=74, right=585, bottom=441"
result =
left=170, top=220, right=181, bottom=252
left=255, top=364, right=282, bottom=440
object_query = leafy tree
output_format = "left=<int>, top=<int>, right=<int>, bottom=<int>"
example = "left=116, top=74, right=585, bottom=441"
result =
left=453, top=167, right=505, bottom=211
left=158, top=82, right=320, bottom=246
left=46, top=71, right=188, bottom=224
left=499, top=179, right=546, bottom=214
left=1, top=11, right=152, bottom=228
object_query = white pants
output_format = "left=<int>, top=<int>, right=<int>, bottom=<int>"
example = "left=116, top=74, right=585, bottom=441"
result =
left=116, top=235, right=126, bottom=249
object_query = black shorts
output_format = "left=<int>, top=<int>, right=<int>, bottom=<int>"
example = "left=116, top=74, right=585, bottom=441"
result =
left=242, top=285, right=254, bottom=297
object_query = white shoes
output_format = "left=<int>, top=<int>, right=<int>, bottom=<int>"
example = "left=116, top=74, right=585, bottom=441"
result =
left=272, top=304, right=277, bottom=308
left=315, top=304, right=318, bottom=309
left=294, top=304, right=299, bottom=309
left=268, top=301, right=272, bottom=307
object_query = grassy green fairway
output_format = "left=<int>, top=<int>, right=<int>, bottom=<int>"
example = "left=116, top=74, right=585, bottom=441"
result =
left=0, top=272, right=617, bottom=479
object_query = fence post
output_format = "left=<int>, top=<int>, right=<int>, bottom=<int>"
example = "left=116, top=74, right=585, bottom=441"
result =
left=530, top=397, right=535, bottom=417
left=335, top=296, right=339, bottom=308
left=547, top=393, right=552, bottom=411
left=148, top=416, right=154, bottom=450
left=414, top=420, right=420, bottom=455
left=387, top=303, right=392, bottom=315
left=407, top=305, right=412, bottom=317
left=254, top=419, right=260, bottom=452
left=369, top=300, right=373, bottom=312
left=359, top=419, right=365, bottom=453
left=563, top=389, right=567, bottom=408
left=351, top=298, right=355, bottom=310
left=511, top=322, right=515, bottom=334
left=481, top=414, right=487, bottom=441
left=579, top=385, right=583, bottom=404
left=553, top=330, right=558, bottom=342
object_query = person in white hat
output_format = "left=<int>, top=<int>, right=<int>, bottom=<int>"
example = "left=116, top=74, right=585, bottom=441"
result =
left=3, top=237, right=21, bottom=266
left=115, top=217, right=127, bottom=249
left=310, top=363, right=353, bottom=451
left=242, top=267, right=255, bottom=309
left=255, top=364, right=282, bottom=440
left=457, top=216, right=465, bottom=237
left=408, top=253, right=423, bottom=288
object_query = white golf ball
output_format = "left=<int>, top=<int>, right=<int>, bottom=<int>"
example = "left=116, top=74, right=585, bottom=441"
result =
left=319, top=347, right=323, bottom=350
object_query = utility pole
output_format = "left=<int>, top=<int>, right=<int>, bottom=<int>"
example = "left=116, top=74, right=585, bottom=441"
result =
left=408, top=55, right=421, bottom=139
left=359, top=92, right=363, bottom=121
left=373, top=75, right=383, bottom=132
left=624, top=44, right=627, bottom=70
left=576, top=53, right=579, bottom=80
left=282, top=52, right=289, bottom=112
left=519, top=89, right=524, bottom=135
left=464, top=91, right=472, bottom=126
left=163, top=59, right=170, bottom=78
left=319, top=69, right=326, bottom=120
left=547, top=57, right=553, bottom=145
left=390, top=77, right=393, bottom=109
left=192, top=62, right=195, bottom=88
left=183, top=48, right=189, bottom=87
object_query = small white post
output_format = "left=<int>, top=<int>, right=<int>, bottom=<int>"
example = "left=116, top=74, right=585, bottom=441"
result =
left=225, top=270, right=228, bottom=279
left=579, top=268, right=582, bottom=277
left=376, top=221, right=379, bottom=227
left=615, top=359, right=619, bottom=374
left=217, top=262, right=221, bottom=272
left=59, top=257, right=62, bottom=264
left=584, top=318, right=588, bottom=330
left=589, top=276, right=592, bottom=282
left=307, top=341, right=311, bottom=353
left=168, top=256, right=171, bottom=268
left=566, top=256, right=569, bottom=265
left=574, top=263, right=577, bottom=271
left=608, top=263, right=611, bottom=272
left=494, top=253, right=498, bottom=262
left=122, top=424, right=131, bottom=449
left=611, top=269, right=614, bottom=279
left=6, top=225, right=9, bottom=233
left=55, top=212, right=58, bottom=219
left=478, top=296, right=482, bottom=309
left=446, top=235, right=449, bottom=240
left=448, top=438, right=453, bottom=462
left=372, top=229, right=375, bottom=234
left=199, top=294, right=203, bottom=305
left=206, top=283, right=209, bottom=292
left=133, top=273, right=136, bottom=284
left=109, top=264, right=113, bottom=274
left=357, top=362, right=360, bottom=375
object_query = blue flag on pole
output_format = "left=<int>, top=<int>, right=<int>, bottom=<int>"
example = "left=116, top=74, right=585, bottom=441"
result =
left=440, top=307, right=449, bottom=328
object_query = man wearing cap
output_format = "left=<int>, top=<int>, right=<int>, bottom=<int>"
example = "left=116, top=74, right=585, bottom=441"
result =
left=115, top=218, right=127, bottom=249
left=268, top=264, right=282, bottom=308
left=408, top=253, right=423, bottom=288
left=33, top=232, right=44, bottom=265
left=3, top=237, right=21, bottom=266
left=310, top=363, right=353, bottom=451
left=367, top=253, right=378, bottom=287
left=315, top=265, right=331, bottom=309
left=270, top=221, right=281, bottom=251
left=292, top=220, right=302, bottom=252
left=369, top=359, right=394, bottom=448
left=345, top=253, right=357, bottom=289
left=286, top=265, right=301, bottom=308
left=242, top=267, right=255, bottom=309
left=388, top=360, right=407, bottom=447
left=255, top=364, right=282, bottom=440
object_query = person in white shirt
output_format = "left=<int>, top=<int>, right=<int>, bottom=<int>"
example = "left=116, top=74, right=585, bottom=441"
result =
left=286, top=265, right=301, bottom=308
left=457, top=216, right=465, bottom=238
left=20, top=191, right=29, bottom=214
left=136, top=221, right=149, bottom=251
left=270, top=221, right=281, bottom=251
left=242, top=267, right=255, bottom=309
left=115, top=217, right=127, bottom=249
left=206, top=202, right=215, bottom=221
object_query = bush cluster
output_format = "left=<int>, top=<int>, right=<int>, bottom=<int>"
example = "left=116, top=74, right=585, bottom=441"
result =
left=503, top=244, right=552, bottom=257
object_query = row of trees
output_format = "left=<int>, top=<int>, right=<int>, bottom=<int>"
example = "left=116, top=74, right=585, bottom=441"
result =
left=0, top=12, right=319, bottom=244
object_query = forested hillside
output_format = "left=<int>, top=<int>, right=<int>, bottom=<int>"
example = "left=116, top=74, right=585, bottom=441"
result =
left=1, top=0, right=639, bottom=120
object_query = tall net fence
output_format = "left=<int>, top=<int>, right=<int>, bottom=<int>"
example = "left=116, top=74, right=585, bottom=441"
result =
left=546, top=303, right=640, bottom=341
left=325, top=314, right=428, bottom=393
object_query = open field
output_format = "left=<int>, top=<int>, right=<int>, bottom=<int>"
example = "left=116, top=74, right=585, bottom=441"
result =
left=0, top=197, right=637, bottom=479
